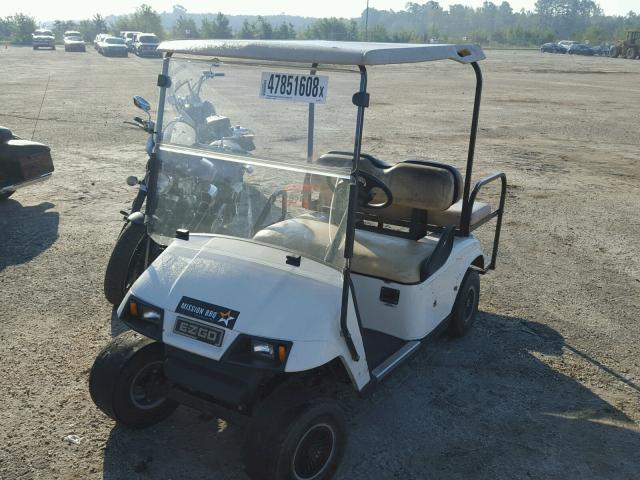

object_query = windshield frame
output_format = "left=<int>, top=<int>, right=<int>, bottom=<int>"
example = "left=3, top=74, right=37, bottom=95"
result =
left=148, top=55, right=366, bottom=271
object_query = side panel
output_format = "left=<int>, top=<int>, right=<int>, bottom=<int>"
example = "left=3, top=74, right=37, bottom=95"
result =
left=351, top=236, right=483, bottom=340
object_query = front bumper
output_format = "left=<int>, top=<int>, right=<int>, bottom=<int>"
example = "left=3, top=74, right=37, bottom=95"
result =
left=104, top=48, right=128, bottom=57
left=164, top=344, right=280, bottom=414
left=65, top=43, right=85, bottom=51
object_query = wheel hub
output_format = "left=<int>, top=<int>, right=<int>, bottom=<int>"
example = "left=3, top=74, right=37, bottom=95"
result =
left=130, top=361, right=168, bottom=410
left=293, top=423, right=336, bottom=480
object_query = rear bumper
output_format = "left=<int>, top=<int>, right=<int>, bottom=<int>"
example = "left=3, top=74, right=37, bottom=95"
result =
left=0, top=172, right=52, bottom=194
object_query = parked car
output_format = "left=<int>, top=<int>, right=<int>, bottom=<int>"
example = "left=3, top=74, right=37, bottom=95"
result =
left=591, top=44, right=611, bottom=56
left=567, top=44, right=595, bottom=56
left=94, top=33, right=106, bottom=49
left=540, top=42, right=566, bottom=53
left=557, top=40, right=578, bottom=52
left=133, top=33, right=161, bottom=57
left=97, top=36, right=129, bottom=57
left=122, top=31, right=142, bottom=52
left=32, top=29, right=55, bottom=50
left=63, top=31, right=86, bottom=52
left=0, top=126, right=54, bottom=200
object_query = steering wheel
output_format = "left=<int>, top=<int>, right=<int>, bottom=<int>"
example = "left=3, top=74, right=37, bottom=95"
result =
left=357, top=171, right=393, bottom=209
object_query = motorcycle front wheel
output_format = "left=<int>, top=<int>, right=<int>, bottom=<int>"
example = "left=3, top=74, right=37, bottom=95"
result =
left=104, top=222, right=151, bottom=305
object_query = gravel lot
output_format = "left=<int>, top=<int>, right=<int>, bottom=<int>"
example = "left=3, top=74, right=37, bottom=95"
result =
left=0, top=46, right=639, bottom=480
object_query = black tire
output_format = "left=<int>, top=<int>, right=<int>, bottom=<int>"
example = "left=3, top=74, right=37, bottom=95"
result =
left=104, top=221, right=148, bottom=305
left=89, top=330, right=177, bottom=428
left=33, top=46, right=38, bottom=50
left=609, top=47, right=619, bottom=58
left=448, top=269, right=480, bottom=338
left=0, top=190, right=15, bottom=201
left=244, top=398, right=347, bottom=480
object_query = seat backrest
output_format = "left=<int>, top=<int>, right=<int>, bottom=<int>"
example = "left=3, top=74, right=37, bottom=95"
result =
left=314, top=152, right=463, bottom=236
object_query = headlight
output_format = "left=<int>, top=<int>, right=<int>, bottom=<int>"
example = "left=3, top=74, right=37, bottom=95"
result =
left=121, top=296, right=164, bottom=341
left=156, top=172, right=173, bottom=194
left=123, top=296, right=163, bottom=326
left=223, top=335, right=291, bottom=370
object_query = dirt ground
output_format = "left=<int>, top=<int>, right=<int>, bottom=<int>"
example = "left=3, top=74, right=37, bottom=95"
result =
left=0, top=46, right=639, bottom=480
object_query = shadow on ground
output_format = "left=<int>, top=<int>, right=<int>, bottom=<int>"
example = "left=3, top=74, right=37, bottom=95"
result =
left=102, top=312, right=640, bottom=480
left=0, top=199, right=58, bottom=272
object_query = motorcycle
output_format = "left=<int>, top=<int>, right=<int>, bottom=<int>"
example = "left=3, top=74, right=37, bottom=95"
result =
left=104, top=85, right=256, bottom=305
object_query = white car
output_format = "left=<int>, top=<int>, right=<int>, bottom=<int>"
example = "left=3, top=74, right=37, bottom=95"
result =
left=133, top=33, right=161, bottom=57
left=96, top=36, right=128, bottom=57
left=32, top=29, right=55, bottom=50
left=63, top=31, right=85, bottom=52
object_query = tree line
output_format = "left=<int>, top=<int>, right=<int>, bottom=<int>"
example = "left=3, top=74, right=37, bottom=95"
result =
left=1, top=2, right=639, bottom=46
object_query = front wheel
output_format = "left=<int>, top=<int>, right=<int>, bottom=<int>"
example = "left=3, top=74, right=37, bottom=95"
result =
left=244, top=398, right=347, bottom=480
left=89, top=331, right=177, bottom=428
left=448, top=269, right=480, bottom=337
left=104, top=221, right=148, bottom=305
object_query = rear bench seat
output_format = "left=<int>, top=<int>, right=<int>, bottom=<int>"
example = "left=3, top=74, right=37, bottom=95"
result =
left=316, top=152, right=491, bottom=230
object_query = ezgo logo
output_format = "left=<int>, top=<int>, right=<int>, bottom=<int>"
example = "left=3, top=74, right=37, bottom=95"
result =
left=174, top=318, right=224, bottom=346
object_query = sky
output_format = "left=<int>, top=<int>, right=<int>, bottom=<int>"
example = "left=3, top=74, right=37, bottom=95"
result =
left=1, top=0, right=636, bottom=22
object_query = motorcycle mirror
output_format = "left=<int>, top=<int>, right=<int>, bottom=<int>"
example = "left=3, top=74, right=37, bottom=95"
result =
left=126, top=176, right=139, bottom=187
left=133, top=95, right=151, bottom=112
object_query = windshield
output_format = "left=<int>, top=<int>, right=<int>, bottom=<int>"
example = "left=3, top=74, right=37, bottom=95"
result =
left=67, top=36, right=83, bottom=41
left=139, top=35, right=158, bottom=43
left=150, top=57, right=361, bottom=269
left=35, top=30, right=53, bottom=36
left=106, top=38, right=125, bottom=45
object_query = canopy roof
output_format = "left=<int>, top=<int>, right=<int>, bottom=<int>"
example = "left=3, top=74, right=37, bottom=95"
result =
left=157, top=40, right=485, bottom=65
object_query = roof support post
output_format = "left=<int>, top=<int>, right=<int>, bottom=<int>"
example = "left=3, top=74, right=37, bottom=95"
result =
left=461, top=61, right=482, bottom=236
left=306, top=63, right=319, bottom=163
left=339, top=65, right=368, bottom=362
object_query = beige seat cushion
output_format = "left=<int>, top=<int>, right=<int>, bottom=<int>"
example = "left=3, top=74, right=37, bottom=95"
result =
left=352, top=229, right=437, bottom=283
left=253, top=216, right=436, bottom=284
left=428, top=200, right=491, bottom=228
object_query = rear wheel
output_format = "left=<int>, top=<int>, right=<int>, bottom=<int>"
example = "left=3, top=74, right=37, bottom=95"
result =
left=104, top=221, right=148, bottom=305
left=626, top=48, right=636, bottom=59
left=448, top=269, right=480, bottom=337
left=244, top=398, right=347, bottom=480
left=89, top=330, right=177, bottom=428
left=609, top=46, right=619, bottom=58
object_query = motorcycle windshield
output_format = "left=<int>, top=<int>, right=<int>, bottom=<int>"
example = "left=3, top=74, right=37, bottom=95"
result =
left=148, top=57, right=361, bottom=270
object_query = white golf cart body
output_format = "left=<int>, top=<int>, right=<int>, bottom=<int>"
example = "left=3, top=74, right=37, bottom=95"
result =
left=119, top=40, right=506, bottom=406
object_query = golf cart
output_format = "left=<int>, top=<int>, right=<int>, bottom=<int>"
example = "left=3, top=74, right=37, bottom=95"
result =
left=89, top=40, right=506, bottom=479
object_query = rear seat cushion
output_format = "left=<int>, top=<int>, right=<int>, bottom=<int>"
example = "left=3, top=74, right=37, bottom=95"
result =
left=428, top=200, right=491, bottom=228
left=253, top=216, right=437, bottom=284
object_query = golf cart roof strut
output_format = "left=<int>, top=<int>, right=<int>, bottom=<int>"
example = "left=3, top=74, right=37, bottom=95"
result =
left=460, top=61, right=482, bottom=236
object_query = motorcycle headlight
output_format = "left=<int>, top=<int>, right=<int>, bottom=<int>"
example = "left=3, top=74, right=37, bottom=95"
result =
left=157, top=173, right=173, bottom=194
